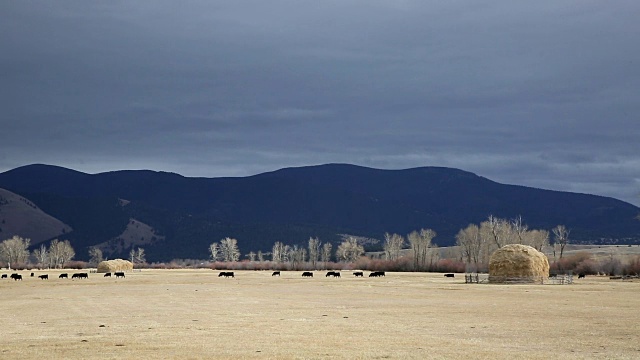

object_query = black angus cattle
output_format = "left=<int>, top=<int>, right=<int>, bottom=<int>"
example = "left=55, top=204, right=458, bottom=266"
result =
left=72, top=273, right=89, bottom=279
left=59, top=273, right=68, bottom=279
left=115, top=272, right=125, bottom=278
left=104, top=272, right=111, bottom=277
left=38, top=274, right=48, bottom=280
left=369, top=271, right=386, bottom=277
left=353, top=271, right=364, bottom=277
left=444, top=273, right=455, bottom=278
left=11, top=273, right=22, bottom=281
left=218, top=271, right=234, bottom=278
left=302, top=272, right=313, bottom=277
left=325, top=271, right=341, bottom=278
left=31, top=272, right=35, bottom=277
left=1, top=274, right=7, bottom=279
left=578, top=273, right=586, bottom=279
left=272, top=271, right=281, bottom=276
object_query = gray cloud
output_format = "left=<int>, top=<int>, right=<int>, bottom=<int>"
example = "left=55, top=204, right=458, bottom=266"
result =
left=1, top=1, right=639, bottom=206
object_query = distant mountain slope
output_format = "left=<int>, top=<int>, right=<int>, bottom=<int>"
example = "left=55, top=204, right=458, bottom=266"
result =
left=0, top=163, right=638, bottom=261
left=0, top=187, right=72, bottom=244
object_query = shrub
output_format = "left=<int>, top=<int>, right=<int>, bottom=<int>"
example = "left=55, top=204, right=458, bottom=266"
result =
left=65, top=261, right=88, bottom=270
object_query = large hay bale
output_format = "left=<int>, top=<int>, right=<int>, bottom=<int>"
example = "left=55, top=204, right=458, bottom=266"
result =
left=489, top=244, right=549, bottom=284
left=97, top=259, right=134, bottom=273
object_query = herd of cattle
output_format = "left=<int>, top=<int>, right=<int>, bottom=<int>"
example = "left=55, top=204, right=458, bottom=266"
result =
left=0, top=271, right=126, bottom=281
left=216, top=270, right=388, bottom=278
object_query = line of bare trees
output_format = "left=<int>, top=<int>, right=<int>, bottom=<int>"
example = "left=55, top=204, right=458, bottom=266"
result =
left=456, top=215, right=570, bottom=272
left=0, top=236, right=75, bottom=269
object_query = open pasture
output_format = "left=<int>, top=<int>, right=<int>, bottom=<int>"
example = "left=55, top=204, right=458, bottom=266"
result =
left=1, top=269, right=639, bottom=359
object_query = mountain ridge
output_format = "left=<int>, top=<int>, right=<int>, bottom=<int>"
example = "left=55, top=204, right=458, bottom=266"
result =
left=0, top=163, right=638, bottom=261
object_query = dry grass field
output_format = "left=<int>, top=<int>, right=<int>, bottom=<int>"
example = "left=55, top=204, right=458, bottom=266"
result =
left=1, top=269, right=639, bottom=359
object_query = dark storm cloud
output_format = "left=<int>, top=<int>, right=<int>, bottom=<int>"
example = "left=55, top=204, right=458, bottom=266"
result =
left=1, top=1, right=639, bottom=206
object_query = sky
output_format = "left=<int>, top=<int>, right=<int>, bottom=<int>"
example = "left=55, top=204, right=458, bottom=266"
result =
left=1, top=1, right=639, bottom=206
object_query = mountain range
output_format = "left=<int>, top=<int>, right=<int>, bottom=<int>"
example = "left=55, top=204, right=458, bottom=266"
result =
left=0, top=163, right=638, bottom=261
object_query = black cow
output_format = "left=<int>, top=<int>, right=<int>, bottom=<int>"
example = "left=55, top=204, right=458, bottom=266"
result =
left=369, top=271, right=386, bottom=277
left=302, top=272, right=313, bottom=277
left=72, top=273, right=88, bottom=279
left=11, top=273, right=22, bottom=281
left=115, top=272, right=125, bottom=278
left=444, top=273, right=455, bottom=278
left=38, top=274, right=49, bottom=280
left=353, top=271, right=364, bottom=277
left=104, top=272, right=112, bottom=277
left=1, top=274, right=7, bottom=279
left=59, top=273, right=68, bottom=279
left=325, top=271, right=341, bottom=278
left=218, top=271, right=234, bottom=278
left=31, top=272, right=35, bottom=277
left=578, top=273, right=586, bottom=279
left=272, top=271, right=281, bottom=276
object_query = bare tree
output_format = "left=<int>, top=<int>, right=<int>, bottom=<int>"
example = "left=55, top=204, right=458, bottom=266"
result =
left=337, top=237, right=364, bottom=262
left=456, top=224, right=486, bottom=272
left=48, top=239, right=62, bottom=268
left=246, top=251, right=257, bottom=262
left=0, top=235, right=31, bottom=267
left=552, top=225, right=570, bottom=260
left=308, top=237, right=321, bottom=269
left=484, top=215, right=515, bottom=248
left=209, top=242, right=220, bottom=261
left=257, top=251, right=265, bottom=262
left=383, top=233, right=404, bottom=260
left=59, top=240, right=75, bottom=267
left=88, top=246, right=103, bottom=267
left=219, top=237, right=240, bottom=262
left=288, top=245, right=306, bottom=269
left=526, top=229, right=549, bottom=252
left=321, top=242, right=333, bottom=265
left=48, top=239, right=74, bottom=268
left=135, top=248, right=146, bottom=264
left=272, top=241, right=287, bottom=263
left=34, top=244, right=49, bottom=269
left=408, top=228, right=436, bottom=271
left=511, top=215, right=528, bottom=243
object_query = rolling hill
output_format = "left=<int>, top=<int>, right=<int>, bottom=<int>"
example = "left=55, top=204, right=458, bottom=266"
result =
left=0, top=163, right=638, bottom=261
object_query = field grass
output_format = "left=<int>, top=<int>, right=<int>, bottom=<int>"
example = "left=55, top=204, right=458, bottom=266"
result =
left=1, top=269, right=639, bottom=359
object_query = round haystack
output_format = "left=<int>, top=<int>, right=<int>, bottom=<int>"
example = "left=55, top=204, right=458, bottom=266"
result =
left=97, top=259, right=134, bottom=273
left=489, top=244, right=549, bottom=284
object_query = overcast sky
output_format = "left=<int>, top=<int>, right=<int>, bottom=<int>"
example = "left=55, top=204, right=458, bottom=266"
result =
left=1, top=1, right=639, bottom=206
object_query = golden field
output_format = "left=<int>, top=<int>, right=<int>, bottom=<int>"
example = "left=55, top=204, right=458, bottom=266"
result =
left=1, top=269, right=639, bottom=359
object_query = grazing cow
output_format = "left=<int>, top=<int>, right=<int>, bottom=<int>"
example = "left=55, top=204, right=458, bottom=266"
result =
left=11, top=273, right=22, bottom=281
left=444, top=273, right=455, bottom=278
left=31, top=272, right=35, bottom=277
left=353, top=271, right=364, bottom=277
left=272, top=271, right=281, bottom=276
left=72, top=273, right=89, bottom=279
left=38, top=274, right=49, bottom=280
left=104, top=272, right=112, bottom=277
left=59, top=273, right=68, bottom=279
left=302, top=271, right=313, bottom=278
left=326, top=271, right=336, bottom=277
left=218, top=271, right=234, bottom=278
left=369, top=271, right=386, bottom=277
left=578, top=273, right=586, bottom=279
left=115, top=272, right=125, bottom=278
left=1, top=274, right=7, bottom=279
